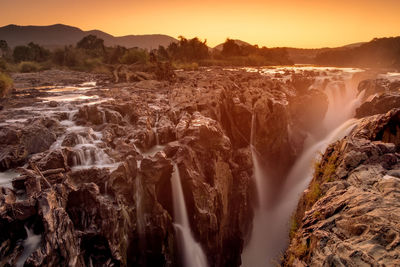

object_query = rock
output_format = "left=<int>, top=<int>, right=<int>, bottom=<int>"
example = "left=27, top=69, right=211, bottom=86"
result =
left=48, top=101, right=58, bottom=107
left=76, top=105, right=105, bottom=125
left=157, top=116, right=176, bottom=144
left=105, top=109, right=123, bottom=125
left=284, top=107, right=400, bottom=267
left=356, top=92, right=400, bottom=118
left=357, top=78, right=387, bottom=99
left=0, top=121, right=57, bottom=171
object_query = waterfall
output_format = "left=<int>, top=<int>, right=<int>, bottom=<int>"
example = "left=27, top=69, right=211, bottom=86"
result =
left=16, top=226, right=41, bottom=267
left=171, top=164, right=209, bottom=267
left=250, top=113, right=267, bottom=207
left=135, top=171, right=146, bottom=236
left=242, top=68, right=365, bottom=266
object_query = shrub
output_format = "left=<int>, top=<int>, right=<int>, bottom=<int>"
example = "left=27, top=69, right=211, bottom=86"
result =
left=121, top=49, right=149, bottom=65
left=18, top=61, right=40, bottom=73
left=13, top=42, right=50, bottom=63
left=0, top=72, right=13, bottom=98
left=289, top=215, right=298, bottom=239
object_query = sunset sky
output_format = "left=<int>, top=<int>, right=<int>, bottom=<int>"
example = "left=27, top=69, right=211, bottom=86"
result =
left=1, top=0, right=399, bottom=48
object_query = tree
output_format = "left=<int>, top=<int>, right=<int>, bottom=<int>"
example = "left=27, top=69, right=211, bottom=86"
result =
left=77, top=35, right=105, bottom=56
left=105, top=46, right=127, bottom=64
left=166, top=36, right=209, bottom=61
left=221, top=39, right=242, bottom=57
left=13, top=42, right=50, bottom=63
left=0, top=40, right=10, bottom=58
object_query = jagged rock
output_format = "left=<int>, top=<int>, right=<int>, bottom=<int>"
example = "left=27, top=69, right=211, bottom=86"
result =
left=104, top=109, right=123, bottom=125
left=284, top=108, right=400, bottom=266
left=0, top=121, right=57, bottom=171
left=157, top=116, right=176, bottom=144
left=356, top=92, right=400, bottom=118
left=30, top=149, right=69, bottom=172
left=357, top=78, right=387, bottom=99
left=76, top=105, right=105, bottom=125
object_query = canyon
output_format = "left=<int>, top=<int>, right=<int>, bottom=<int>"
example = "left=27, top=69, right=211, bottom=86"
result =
left=0, top=66, right=399, bottom=267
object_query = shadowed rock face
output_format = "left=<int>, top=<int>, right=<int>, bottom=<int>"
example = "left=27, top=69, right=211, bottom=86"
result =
left=0, top=68, right=335, bottom=267
left=284, top=107, right=400, bottom=266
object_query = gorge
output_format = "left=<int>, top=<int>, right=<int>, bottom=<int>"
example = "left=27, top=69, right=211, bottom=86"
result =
left=0, top=66, right=400, bottom=267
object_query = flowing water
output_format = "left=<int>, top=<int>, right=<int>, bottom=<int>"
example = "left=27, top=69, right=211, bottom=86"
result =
left=16, top=226, right=41, bottom=267
left=0, top=170, right=18, bottom=189
left=242, top=67, right=365, bottom=266
left=171, top=164, right=209, bottom=267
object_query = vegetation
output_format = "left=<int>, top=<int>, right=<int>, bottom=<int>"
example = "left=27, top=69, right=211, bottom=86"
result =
left=315, top=37, right=400, bottom=68
left=0, top=72, right=13, bottom=98
left=0, top=34, right=293, bottom=75
left=13, top=42, right=50, bottom=63
left=18, top=61, right=41, bottom=73
left=155, top=37, right=293, bottom=67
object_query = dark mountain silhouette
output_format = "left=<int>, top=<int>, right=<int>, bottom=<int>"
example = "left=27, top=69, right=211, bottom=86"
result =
left=0, top=24, right=177, bottom=50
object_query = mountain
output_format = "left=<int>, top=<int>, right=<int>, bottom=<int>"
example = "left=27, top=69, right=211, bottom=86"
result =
left=0, top=24, right=177, bottom=50
left=286, top=42, right=367, bottom=64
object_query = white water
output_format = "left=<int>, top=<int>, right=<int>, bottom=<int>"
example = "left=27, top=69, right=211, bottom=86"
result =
left=0, top=170, right=19, bottom=189
left=16, top=226, right=41, bottom=267
left=242, top=67, right=365, bottom=266
left=250, top=114, right=267, bottom=208
left=171, top=164, right=208, bottom=267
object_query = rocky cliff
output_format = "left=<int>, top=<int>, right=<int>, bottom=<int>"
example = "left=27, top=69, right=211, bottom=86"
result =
left=1, top=67, right=384, bottom=266
left=284, top=78, right=400, bottom=266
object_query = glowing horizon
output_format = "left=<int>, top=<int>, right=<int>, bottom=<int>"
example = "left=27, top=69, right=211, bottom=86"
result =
left=1, top=0, right=400, bottom=48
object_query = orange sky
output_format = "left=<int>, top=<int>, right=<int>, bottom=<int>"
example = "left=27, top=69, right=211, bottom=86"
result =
left=1, top=0, right=399, bottom=48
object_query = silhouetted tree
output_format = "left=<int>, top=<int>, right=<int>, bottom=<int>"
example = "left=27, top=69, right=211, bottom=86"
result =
left=221, top=39, right=242, bottom=57
left=13, top=42, right=50, bottom=62
left=0, top=40, right=10, bottom=58
left=166, top=36, right=209, bottom=61
left=77, top=35, right=105, bottom=50
left=105, top=46, right=127, bottom=64
left=77, top=35, right=105, bottom=57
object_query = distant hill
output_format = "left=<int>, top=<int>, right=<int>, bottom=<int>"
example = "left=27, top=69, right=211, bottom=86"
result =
left=286, top=42, right=367, bottom=64
left=0, top=24, right=177, bottom=50
left=212, top=39, right=368, bottom=64
left=314, top=37, right=400, bottom=68
left=213, top=39, right=251, bottom=51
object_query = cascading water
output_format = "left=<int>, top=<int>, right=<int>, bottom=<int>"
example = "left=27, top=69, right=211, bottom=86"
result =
left=171, top=164, right=209, bottom=267
left=250, top=113, right=267, bottom=207
left=241, top=67, right=366, bottom=266
left=16, top=226, right=41, bottom=267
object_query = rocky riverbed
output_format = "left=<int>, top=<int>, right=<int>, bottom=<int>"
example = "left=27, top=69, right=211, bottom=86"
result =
left=0, top=67, right=399, bottom=266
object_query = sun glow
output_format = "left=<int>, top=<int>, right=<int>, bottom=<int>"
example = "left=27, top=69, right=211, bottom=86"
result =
left=1, top=0, right=400, bottom=48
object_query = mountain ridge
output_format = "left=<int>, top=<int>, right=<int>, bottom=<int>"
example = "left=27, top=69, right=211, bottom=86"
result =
left=0, top=24, right=178, bottom=50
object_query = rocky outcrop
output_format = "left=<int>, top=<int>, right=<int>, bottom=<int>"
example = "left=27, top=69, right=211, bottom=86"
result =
left=356, top=92, right=400, bottom=118
left=0, top=118, right=58, bottom=170
left=284, top=108, right=400, bottom=266
left=0, top=67, right=336, bottom=267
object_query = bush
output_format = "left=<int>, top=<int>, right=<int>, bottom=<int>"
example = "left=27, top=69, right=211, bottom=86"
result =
left=13, top=42, right=50, bottom=63
left=121, top=49, right=149, bottom=65
left=0, top=72, right=13, bottom=98
left=18, top=61, right=40, bottom=73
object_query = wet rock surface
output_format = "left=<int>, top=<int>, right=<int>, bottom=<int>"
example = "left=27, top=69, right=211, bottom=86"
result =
left=284, top=105, right=400, bottom=266
left=0, top=68, right=398, bottom=267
